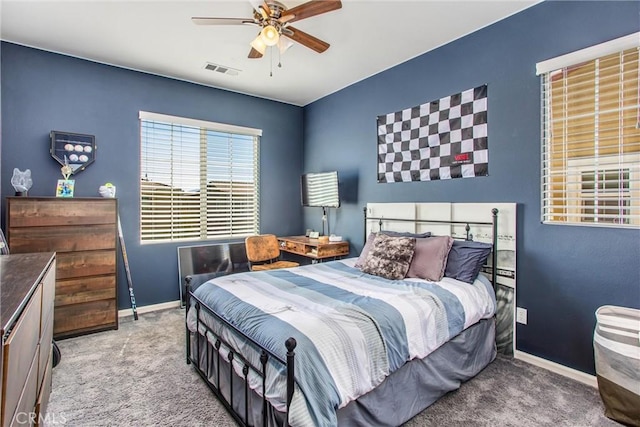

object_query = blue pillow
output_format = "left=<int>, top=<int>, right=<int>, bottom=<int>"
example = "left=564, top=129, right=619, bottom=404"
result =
left=444, top=240, right=492, bottom=284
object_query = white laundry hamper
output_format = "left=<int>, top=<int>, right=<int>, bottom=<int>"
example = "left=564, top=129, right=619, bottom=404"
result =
left=594, top=305, right=640, bottom=426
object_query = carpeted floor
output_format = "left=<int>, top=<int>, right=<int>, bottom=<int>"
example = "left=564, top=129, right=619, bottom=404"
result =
left=46, top=308, right=619, bottom=427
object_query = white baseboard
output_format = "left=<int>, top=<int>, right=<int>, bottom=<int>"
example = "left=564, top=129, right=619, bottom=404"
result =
left=514, top=350, right=598, bottom=388
left=118, top=300, right=182, bottom=318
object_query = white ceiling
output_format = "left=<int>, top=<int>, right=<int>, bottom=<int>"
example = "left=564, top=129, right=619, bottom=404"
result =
left=1, top=0, right=539, bottom=106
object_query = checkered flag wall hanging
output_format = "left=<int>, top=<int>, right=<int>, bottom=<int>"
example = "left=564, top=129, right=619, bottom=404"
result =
left=377, top=85, right=488, bottom=183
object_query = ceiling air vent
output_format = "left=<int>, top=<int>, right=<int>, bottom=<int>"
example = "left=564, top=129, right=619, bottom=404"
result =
left=204, top=62, right=240, bottom=76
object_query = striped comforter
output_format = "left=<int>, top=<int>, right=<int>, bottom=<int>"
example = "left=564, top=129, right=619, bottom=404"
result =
left=187, top=258, right=495, bottom=427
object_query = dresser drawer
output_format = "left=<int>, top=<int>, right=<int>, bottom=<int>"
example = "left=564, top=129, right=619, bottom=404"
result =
left=40, top=263, right=56, bottom=330
left=7, top=198, right=116, bottom=227
left=7, top=351, right=38, bottom=427
left=8, top=225, right=115, bottom=253
left=2, top=285, right=42, bottom=426
left=53, top=299, right=116, bottom=337
left=34, top=352, right=52, bottom=427
left=37, top=313, right=53, bottom=389
left=55, top=275, right=116, bottom=306
left=55, top=250, right=116, bottom=280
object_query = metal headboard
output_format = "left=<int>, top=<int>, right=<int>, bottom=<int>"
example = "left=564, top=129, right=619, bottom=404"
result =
left=363, top=207, right=499, bottom=291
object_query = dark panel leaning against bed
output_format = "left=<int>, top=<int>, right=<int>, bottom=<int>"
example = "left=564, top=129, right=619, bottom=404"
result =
left=185, top=213, right=499, bottom=427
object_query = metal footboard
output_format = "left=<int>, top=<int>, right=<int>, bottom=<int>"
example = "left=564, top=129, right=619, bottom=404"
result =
left=185, top=276, right=296, bottom=427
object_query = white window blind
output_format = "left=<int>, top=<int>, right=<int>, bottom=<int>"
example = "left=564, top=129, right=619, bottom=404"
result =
left=140, top=112, right=260, bottom=243
left=539, top=35, right=640, bottom=228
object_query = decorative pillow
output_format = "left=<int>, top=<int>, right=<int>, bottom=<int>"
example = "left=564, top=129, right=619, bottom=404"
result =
left=406, top=236, right=454, bottom=281
left=355, top=230, right=430, bottom=269
left=444, top=240, right=492, bottom=284
left=355, top=232, right=376, bottom=268
left=354, top=230, right=431, bottom=268
left=361, top=234, right=416, bottom=280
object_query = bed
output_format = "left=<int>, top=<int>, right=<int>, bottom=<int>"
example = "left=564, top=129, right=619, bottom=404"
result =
left=185, top=208, right=501, bottom=426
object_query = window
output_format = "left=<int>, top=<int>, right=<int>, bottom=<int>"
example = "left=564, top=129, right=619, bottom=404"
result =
left=537, top=33, right=640, bottom=227
left=140, top=112, right=260, bottom=243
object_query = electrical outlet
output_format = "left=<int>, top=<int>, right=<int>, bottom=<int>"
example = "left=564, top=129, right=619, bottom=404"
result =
left=516, top=307, right=528, bottom=325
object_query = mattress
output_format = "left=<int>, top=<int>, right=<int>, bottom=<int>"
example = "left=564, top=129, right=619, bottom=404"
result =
left=187, top=258, right=496, bottom=427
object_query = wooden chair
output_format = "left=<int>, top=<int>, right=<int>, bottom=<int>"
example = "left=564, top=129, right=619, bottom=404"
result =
left=245, top=234, right=299, bottom=271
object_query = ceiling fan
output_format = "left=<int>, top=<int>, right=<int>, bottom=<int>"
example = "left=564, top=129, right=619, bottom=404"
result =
left=192, top=0, right=342, bottom=59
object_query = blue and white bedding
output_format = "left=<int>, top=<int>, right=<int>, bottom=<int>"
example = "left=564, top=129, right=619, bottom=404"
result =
left=187, top=258, right=495, bottom=427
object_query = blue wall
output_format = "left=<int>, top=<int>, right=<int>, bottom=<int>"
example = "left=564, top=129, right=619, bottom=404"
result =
left=303, top=1, right=640, bottom=375
left=0, top=42, right=304, bottom=309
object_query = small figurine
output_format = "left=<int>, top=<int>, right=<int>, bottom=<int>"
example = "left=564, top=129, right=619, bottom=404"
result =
left=99, top=182, right=116, bottom=198
left=11, top=168, right=33, bottom=196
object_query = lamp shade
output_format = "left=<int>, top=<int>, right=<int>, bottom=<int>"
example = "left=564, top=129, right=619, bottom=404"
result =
left=278, top=36, right=293, bottom=54
left=250, top=35, right=267, bottom=55
left=260, top=25, right=279, bottom=46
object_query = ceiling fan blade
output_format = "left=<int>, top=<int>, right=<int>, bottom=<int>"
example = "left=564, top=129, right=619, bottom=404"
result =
left=261, top=1, right=272, bottom=17
left=278, top=13, right=296, bottom=24
left=248, top=47, right=264, bottom=59
left=285, top=26, right=330, bottom=53
left=279, top=0, right=342, bottom=24
left=192, top=17, right=255, bottom=25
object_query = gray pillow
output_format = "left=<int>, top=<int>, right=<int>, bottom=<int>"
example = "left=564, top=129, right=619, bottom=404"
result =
left=361, top=234, right=416, bottom=280
left=355, top=232, right=376, bottom=268
left=406, top=236, right=454, bottom=281
left=444, top=240, right=492, bottom=284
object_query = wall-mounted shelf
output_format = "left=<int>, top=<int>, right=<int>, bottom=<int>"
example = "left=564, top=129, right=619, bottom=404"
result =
left=50, top=130, right=96, bottom=175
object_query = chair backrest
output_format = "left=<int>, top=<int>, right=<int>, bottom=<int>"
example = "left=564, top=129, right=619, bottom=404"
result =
left=245, top=234, right=280, bottom=263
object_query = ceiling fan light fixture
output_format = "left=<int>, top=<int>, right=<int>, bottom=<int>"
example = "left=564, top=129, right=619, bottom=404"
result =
left=277, top=36, right=293, bottom=54
left=250, top=35, right=267, bottom=55
left=260, top=24, right=280, bottom=46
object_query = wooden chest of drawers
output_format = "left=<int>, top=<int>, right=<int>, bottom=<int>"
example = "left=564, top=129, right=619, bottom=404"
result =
left=1, top=252, right=56, bottom=427
left=7, top=197, right=118, bottom=339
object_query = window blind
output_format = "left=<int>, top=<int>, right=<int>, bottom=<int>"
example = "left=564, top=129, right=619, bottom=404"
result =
left=539, top=37, right=640, bottom=228
left=140, top=113, right=260, bottom=243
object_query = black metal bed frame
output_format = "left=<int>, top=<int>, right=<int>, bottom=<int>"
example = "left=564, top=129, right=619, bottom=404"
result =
left=185, top=207, right=499, bottom=426
left=185, top=281, right=296, bottom=427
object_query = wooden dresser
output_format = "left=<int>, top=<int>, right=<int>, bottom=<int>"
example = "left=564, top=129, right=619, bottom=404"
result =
left=1, top=252, right=56, bottom=427
left=7, top=197, right=118, bottom=339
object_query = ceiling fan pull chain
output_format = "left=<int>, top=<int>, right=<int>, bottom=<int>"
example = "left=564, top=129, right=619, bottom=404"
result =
left=270, top=47, right=273, bottom=77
